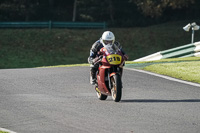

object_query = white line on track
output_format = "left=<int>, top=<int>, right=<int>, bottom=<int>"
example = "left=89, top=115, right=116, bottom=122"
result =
left=125, top=68, right=200, bottom=87
left=0, top=128, right=17, bottom=133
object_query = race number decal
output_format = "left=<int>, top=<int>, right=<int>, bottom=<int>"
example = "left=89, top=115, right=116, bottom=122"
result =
left=106, top=54, right=122, bottom=65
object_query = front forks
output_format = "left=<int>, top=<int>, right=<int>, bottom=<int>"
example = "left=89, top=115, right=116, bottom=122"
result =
left=108, top=66, right=123, bottom=92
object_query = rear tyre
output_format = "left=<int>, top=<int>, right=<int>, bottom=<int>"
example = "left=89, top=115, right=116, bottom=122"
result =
left=95, top=86, right=107, bottom=100
left=111, top=74, right=122, bottom=102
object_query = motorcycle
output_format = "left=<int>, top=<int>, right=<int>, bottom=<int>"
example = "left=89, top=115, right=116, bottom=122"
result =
left=94, top=44, right=125, bottom=102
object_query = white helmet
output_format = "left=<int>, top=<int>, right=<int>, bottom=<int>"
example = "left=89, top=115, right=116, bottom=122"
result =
left=100, top=31, right=115, bottom=47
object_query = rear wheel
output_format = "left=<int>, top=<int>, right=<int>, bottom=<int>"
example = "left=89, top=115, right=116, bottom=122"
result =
left=111, top=74, right=122, bottom=102
left=95, top=86, right=107, bottom=100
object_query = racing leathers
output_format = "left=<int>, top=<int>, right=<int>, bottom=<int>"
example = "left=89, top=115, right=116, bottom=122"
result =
left=88, top=40, right=126, bottom=85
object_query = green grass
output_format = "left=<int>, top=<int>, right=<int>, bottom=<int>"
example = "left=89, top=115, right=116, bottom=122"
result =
left=126, top=57, right=200, bottom=84
left=0, top=29, right=97, bottom=68
left=1, top=20, right=200, bottom=69
left=0, top=131, right=9, bottom=133
left=143, top=61, right=200, bottom=84
left=38, top=63, right=89, bottom=68
left=125, top=57, right=200, bottom=69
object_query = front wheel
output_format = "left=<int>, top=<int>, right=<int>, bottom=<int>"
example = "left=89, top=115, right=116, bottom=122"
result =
left=95, top=86, right=107, bottom=100
left=111, top=74, right=122, bottom=102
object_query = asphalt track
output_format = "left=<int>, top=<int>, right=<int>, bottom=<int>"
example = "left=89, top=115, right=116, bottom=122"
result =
left=0, top=66, right=200, bottom=133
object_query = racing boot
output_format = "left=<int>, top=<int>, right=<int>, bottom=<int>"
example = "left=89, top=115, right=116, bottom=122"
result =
left=90, top=71, right=96, bottom=85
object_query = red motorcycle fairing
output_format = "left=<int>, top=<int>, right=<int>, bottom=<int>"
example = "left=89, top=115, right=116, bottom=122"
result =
left=97, top=65, right=111, bottom=95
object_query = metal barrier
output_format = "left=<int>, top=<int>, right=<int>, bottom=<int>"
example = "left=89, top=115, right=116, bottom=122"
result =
left=0, top=21, right=106, bottom=29
left=134, top=41, right=200, bottom=62
left=160, top=43, right=195, bottom=59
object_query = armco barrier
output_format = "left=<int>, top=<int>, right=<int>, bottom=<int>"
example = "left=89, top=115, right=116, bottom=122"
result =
left=134, top=41, right=200, bottom=62
left=160, top=43, right=195, bottom=59
left=0, top=21, right=106, bottom=29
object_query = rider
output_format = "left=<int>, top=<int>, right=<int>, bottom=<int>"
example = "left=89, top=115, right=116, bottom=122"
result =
left=88, top=31, right=128, bottom=85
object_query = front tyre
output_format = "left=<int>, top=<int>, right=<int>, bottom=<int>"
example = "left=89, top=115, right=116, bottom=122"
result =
left=95, top=86, right=107, bottom=100
left=111, top=74, right=122, bottom=102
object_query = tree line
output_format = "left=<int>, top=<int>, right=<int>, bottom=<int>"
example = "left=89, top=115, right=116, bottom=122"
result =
left=0, top=0, right=199, bottom=27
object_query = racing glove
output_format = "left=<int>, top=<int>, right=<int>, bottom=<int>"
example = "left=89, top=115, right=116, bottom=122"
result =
left=124, top=54, right=129, bottom=61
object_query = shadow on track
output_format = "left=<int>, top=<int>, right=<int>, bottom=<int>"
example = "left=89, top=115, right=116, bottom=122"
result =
left=121, top=99, right=200, bottom=103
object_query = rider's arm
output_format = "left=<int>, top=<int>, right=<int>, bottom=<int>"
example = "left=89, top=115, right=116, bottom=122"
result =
left=88, top=41, right=102, bottom=64
left=115, top=41, right=129, bottom=60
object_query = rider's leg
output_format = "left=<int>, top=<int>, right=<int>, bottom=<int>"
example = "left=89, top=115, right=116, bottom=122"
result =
left=90, top=64, right=98, bottom=85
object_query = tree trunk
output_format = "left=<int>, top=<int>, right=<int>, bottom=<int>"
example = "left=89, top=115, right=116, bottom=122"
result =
left=108, top=0, right=114, bottom=23
left=72, top=0, right=77, bottom=22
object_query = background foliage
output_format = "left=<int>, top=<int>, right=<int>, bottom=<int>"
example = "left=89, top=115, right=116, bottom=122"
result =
left=0, top=0, right=200, bottom=68
left=1, top=20, right=200, bottom=68
left=0, top=0, right=200, bottom=27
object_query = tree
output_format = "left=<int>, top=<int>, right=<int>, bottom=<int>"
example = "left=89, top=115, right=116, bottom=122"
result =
left=133, top=0, right=195, bottom=18
left=0, top=0, right=199, bottom=27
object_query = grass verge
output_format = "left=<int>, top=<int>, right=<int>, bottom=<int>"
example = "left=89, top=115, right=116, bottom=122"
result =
left=0, top=131, right=9, bottom=133
left=38, top=63, right=89, bottom=68
left=126, top=57, right=200, bottom=84
left=143, top=61, right=200, bottom=84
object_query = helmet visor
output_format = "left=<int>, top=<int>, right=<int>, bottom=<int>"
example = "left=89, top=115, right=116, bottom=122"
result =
left=103, top=40, right=113, bottom=45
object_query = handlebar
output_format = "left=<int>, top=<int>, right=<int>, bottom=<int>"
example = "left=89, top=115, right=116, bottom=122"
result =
left=93, top=55, right=103, bottom=65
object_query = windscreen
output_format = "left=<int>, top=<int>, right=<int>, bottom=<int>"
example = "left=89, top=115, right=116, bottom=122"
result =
left=104, top=44, right=120, bottom=54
